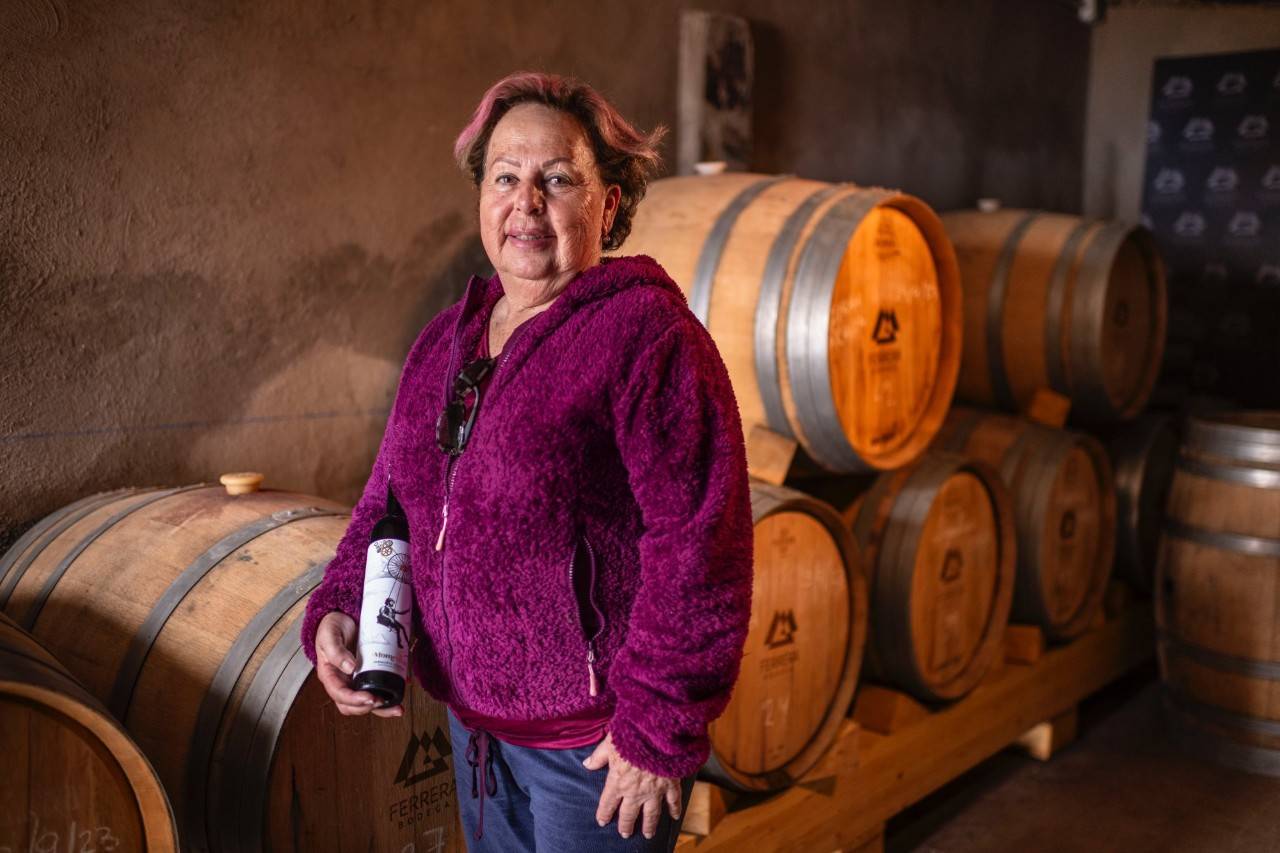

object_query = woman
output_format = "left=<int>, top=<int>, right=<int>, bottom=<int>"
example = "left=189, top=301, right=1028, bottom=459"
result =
left=301, top=72, right=753, bottom=852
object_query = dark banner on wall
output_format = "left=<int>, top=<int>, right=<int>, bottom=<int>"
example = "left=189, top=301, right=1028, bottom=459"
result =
left=1141, top=49, right=1280, bottom=408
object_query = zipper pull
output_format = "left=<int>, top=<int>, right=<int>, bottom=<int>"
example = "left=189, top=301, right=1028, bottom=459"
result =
left=435, top=501, right=449, bottom=551
left=587, top=647, right=599, bottom=697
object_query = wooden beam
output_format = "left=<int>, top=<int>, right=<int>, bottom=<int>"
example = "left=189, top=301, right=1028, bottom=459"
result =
left=677, top=605, right=1153, bottom=852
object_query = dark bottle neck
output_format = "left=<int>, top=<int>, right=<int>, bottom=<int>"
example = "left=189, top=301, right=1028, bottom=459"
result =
left=385, top=482, right=405, bottom=519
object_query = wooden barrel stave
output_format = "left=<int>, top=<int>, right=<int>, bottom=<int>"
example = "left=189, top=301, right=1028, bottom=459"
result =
left=942, top=209, right=1167, bottom=422
left=1158, top=413, right=1280, bottom=774
left=1, top=612, right=178, bottom=851
left=623, top=173, right=962, bottom=472
left=703, top=481, right=866, bottom=791
left=937, top=409, right=1116, bottom=642
left=0, top=486, right=464, bottom=852
left=849, top=452, right=1015, bottom=702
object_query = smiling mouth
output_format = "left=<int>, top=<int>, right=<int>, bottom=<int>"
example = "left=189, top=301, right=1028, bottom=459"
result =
left=509, top=233, right=553, bottom=242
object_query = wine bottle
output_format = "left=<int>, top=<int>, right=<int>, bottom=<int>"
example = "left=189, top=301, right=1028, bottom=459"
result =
left=351, top=483, right=413, bottom=707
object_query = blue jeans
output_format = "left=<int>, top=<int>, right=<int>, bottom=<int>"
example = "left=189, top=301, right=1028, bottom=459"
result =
left=448, top=708, right=696, bottom=852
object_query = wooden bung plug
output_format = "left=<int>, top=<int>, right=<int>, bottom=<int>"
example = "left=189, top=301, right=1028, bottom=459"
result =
left=219, top=472, right=264, bottom=496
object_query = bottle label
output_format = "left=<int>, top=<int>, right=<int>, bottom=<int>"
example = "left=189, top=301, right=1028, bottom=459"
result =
left=355, top=538, right=412, bottom=677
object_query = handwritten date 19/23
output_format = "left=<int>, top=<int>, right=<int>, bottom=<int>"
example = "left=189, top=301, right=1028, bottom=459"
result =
left=0, top=813, right=120, bottom=853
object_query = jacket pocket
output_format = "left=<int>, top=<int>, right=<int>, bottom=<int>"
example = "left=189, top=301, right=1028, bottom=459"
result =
left=568, top=533, right=606, bottom=696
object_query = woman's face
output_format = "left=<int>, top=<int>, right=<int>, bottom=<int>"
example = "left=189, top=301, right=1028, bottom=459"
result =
left=478, top=103, right=621, bottom=298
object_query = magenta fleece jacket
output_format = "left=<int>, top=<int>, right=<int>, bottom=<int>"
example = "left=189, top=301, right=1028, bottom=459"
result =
left=301, top=255, right=754, bottom=779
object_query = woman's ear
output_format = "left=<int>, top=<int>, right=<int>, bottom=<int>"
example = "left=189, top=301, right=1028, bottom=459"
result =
left=602, top=184, right=622, bottom=239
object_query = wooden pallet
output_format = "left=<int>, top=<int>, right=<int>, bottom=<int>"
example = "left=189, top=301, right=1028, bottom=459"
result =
left=677, top=600, right=1155, bottom=853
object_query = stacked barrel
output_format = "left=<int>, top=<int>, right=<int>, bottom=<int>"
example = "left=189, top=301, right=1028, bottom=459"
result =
left=943, top=208, right=1280, bottom=779
left=621, top=178, right=1152, bottom=792
left=941, top=207, right=1172, bottom=597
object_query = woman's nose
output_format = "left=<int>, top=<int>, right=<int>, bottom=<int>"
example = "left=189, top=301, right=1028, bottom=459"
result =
left=515, top=183, right=545, bottom=214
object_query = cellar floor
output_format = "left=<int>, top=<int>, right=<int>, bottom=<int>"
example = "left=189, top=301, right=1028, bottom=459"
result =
left=886, top=664, right=1280, bottom=853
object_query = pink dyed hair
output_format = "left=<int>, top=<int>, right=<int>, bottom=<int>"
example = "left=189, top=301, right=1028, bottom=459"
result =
left=453, top=71, right=666, bottom=251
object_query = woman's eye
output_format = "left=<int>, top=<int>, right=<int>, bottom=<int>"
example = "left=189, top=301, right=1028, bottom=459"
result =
left=547, top=174, right=572, bottom=187
left=495, top=174, right=516, bottom=185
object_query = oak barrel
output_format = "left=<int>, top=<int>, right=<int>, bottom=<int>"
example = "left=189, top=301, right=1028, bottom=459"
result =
left=622, top=173, right=963, bottom=472
left=845, top=452, right=1016, bottom=702
left=704, top=481, right=866, bottom=791
left=1107, top=414, right=1179, bottom=592
left=936, top=409, right=1116, bottom=642
left=1157, top=412, right=1280, bottom=776
left=941, top=209, right=1167, bottom=422
left=0, top=484, right=462, bottom=852
left=1, top=612, right=178, bottom=852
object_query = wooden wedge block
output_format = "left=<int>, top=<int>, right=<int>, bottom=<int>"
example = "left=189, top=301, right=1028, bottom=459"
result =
left=682, top=781, right=734, bottom=837
left=852, top=685, right=930, bottom=735
left=1004, top=624, right=1045, bottom=665
left=1014, top=706, right=1079, bottom=761
left=1023, top=388, right=1071, bottom=428
left=746, top=423, right=799, bottom=486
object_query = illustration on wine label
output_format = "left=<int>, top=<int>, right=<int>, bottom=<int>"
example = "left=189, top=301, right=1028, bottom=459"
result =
left=357, top=538, right=413, bottom=676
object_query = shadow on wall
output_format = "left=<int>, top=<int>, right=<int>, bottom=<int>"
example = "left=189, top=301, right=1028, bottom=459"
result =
left=0, top=213, right=490, bottom=549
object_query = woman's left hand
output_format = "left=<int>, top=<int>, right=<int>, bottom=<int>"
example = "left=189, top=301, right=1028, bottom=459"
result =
left=583, top=732, right=683, bottom=839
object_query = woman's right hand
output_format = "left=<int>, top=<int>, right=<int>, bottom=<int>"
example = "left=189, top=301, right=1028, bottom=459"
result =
left=314, top=610, right=404, bottom=718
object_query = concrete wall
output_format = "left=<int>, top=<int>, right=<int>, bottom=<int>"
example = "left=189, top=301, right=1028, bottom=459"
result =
left=0, top=0, right=1088, bottom=543
left=1084, top=4, right=1280, bottom=220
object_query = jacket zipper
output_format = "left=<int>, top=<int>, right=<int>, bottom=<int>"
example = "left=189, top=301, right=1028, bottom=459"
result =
left=569, top=534, right=606, bottom=697
left=435, top=458, right=459, bottom=551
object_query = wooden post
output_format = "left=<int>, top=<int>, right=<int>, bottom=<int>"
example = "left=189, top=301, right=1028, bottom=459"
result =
left=678, top=10, right=753, bottom=175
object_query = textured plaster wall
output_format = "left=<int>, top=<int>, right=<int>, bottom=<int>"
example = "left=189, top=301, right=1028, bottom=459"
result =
left=1084, top=4, right=1280, bottom=220
left=0, top=0, right=1087, bottom=542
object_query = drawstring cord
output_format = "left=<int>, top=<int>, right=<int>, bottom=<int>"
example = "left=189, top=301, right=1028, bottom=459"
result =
left=464, top=728, right=498, bottom=841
